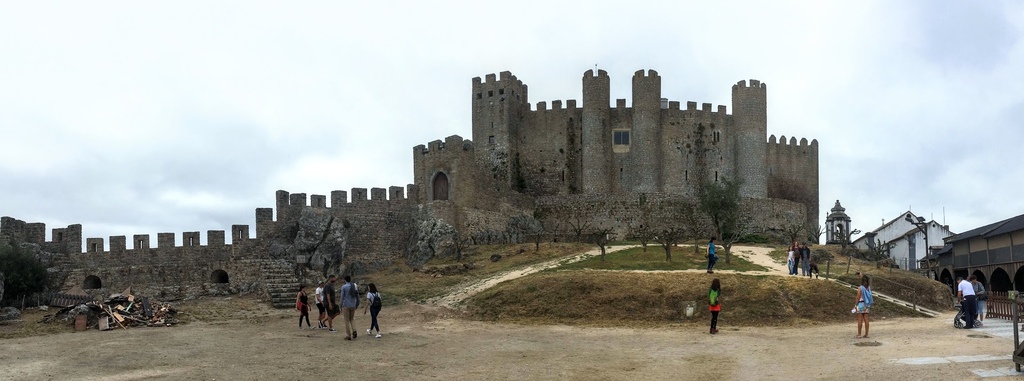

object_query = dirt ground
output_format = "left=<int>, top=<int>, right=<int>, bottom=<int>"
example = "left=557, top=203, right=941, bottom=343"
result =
left=1, top=246, right=1012, bottom=380
left=0, top=300, right=1020, bottom=381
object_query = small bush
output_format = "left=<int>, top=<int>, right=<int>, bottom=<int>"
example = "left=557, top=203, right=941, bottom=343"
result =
left=738, top=234, right=769, bottom=244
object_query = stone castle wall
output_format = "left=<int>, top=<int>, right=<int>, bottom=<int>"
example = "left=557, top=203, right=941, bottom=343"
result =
left=1, top=68, right=820, bottom=306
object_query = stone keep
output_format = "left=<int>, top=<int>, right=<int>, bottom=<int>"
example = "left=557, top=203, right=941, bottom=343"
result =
left=420, top=69, right=819, bottom=226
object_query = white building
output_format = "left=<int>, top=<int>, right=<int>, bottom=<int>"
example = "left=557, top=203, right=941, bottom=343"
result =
left=852, top=211, right=955, bottom=270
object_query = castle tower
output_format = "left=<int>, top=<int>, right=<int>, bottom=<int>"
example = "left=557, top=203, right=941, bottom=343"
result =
left=731, top=79, right=768, bottom=198
left=471, top=71, right=528, bottom=189
left=629, top=69, right=662, bottom=192
left=581, top=69, right=611, bottom=193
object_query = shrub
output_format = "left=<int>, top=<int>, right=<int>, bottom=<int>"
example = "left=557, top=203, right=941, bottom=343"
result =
left=0, top=240, right=47, bottom=304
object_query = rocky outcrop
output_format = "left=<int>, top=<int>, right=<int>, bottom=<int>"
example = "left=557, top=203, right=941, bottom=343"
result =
left=406, top=216, right=457, bottom=267
left=0, top=306, right=19, bottom=321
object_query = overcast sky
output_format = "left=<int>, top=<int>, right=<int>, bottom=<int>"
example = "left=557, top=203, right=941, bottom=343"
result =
left=1, top=1, right=1022, bottom=248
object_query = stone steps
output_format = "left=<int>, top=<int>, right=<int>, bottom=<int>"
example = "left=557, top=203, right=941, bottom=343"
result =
left=260, top=260, right=299, bottom=309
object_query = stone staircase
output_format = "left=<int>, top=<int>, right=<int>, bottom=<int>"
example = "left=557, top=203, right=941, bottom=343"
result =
left=834, top=279, right=942, bottom=318
left=260, top=260, right=300, bottom=309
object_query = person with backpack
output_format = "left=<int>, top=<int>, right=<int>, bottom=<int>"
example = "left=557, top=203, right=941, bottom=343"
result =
left=363, top=283, right=383, bottom=338
left=854, top=276, right=873, bottom=338
left=340, top=275, right=360, bottom=340
left=708, top=278, right=722, bottom=335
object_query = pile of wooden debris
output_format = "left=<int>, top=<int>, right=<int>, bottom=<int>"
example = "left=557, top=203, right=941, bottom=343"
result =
left=42, top=286, right=179, bottom=331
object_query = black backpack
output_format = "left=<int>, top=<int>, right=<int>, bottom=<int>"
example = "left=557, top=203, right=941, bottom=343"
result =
left=370, top=292, right=382, bottom=308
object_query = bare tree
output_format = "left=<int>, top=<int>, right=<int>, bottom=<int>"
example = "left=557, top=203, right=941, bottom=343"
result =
left=590, top=225, right=617, bottom=261
left=781, top=211, right=806, bottom=245
left=698, top=178, right=749, bottom=264
left=628, top=193, right=656, bottom=252
left=566, top=214, right=592, bottom=242
left=653, top=226, right=686, bottom=262
left=450, top=229, right=472, bottom=261
left=806, top=222, right=825, bottom=245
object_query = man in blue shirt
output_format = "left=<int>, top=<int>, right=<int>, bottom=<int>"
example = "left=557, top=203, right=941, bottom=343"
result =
left=340, top=275, right=361, bottom=340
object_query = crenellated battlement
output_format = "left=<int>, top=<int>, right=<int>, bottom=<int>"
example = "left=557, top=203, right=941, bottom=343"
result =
left=77, top=228, right=232, bottom=254
left=415, top=135, right=474, bottom=155
left=733, top=79, right=767, bottom=90
left=768, top=134, right=819, bottom=149
left=472, top=71, right=528, bottom=104
left=584, top=68, right=609, bottom=78
left=633, top=69, right=660, bottom=78
left=531, top=99, right=580, bottom=112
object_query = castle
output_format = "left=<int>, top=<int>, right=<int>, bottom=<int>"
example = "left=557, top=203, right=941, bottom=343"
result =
left=1, top=69, right=818, bottom=307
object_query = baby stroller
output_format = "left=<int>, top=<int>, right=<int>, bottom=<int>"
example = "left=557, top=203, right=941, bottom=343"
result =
left=953, top=303, right=982, bottom=329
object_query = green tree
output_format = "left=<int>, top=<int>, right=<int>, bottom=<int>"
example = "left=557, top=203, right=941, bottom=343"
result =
left=0, top=240, right=48, bottom=303
left=698, top=178, right=750, bottom=264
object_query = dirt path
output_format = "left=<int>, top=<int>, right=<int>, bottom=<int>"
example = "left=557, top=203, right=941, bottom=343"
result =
left=427, top=245, right=637, bottom=308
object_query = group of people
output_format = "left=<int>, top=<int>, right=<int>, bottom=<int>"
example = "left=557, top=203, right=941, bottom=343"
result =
left=956, top=275, right=988, bottom=329
left=295, top=275, right=384, bottom=339
left=786, top=241, right=818, bottom=278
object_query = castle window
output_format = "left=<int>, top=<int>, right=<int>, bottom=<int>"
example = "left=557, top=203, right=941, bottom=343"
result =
left=715, top=171, right=719, bottom=182
left=499, top=88, right=505, bottom=95
left=488, top=136, right=495, bottom=145
left=713, top=131, right=721, bottom=143
left=685, top=170, right=688, bottom=181
left=613, top=130, right=630, bottom=145
left=488, top=90, right=493, bottom=97
left=476, top=93, right=482, bottom=99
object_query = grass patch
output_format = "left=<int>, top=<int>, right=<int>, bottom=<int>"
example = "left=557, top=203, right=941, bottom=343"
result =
left=560, top=246, right=769, bottom=272
left=359, top=242, right=592, bottom=303
left=763, top=245, right=952, bottom=312
left=0, top=308, right=69, bottom=339
left=467, top=270, right=926, bottom=327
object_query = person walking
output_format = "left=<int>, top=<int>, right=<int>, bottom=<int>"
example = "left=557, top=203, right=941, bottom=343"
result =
left=958, top=276, right=978, bottom=329
left=709, top=278, right=722, bottom=335
left=314, top=281, right=326, bottom=329
left=363, top=283, right=383, bottom=338
left=323, top=275, right=340, bottom=332
left=973, top=277, right=987, bottom=326
left=706, top=238, right=718, bottom=274
left=295, top=285, right=312, bottom=330
left=340, top=275, right=360, bottom=340
left=854, top=275, right=873, bottom=338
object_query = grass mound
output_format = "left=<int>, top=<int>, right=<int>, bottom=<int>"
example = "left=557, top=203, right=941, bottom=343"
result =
left=767, top=247, right=954, bottom=312
left=468, top=270, right=926, bottom=327
left=362, top=243, right=592, bottom=303
left=560, top=246, right=768, bottom=272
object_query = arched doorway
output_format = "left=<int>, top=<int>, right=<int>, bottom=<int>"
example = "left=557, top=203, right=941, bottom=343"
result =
left=972, top=270, right=988, bottom=288
left=940, top=269, right=954, bottom=293
left=1014, top=267, right=1024, bottom=292
left=211, top=269, right=229, bottom=284
left=990, top=268, right=1012, bottom=292
left=83, top=275, right=102, bottom=289
left=432, top=172, right=449, bottom=201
